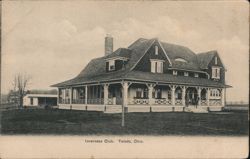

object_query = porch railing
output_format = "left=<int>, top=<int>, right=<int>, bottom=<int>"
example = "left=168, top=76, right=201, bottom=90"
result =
left=106, top=98, right=122, bottom=105
left=72, top=99, right=85, bottom=104
left=175, top=99, right=182, bottom=106
left=153, top=98, right=171, bottom=105
left=200, top=100, right=207, bottom=106
left=129, top=98, right=149, bottom=105
left=87, top=98, right=104, bottom=104
left=209, top=100, right=222, bottom=106
left=59, top=99, right=70, bottom=104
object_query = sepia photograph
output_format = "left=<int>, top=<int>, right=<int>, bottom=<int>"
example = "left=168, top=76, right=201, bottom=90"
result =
left=0, top=0, right=249, bottom=158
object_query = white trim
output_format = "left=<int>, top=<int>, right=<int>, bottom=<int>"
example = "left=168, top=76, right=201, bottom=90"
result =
left=211, top=66, right=220, bottom=79
left=184, top=72, right=189, bottom=76
left=26, top=94, right=57, bottom=98
left=175, top=58, right=187, bottom=63
left=105, top=56, right=128, bottom=61
left=168, top=67, right=210, bottom=78
left=157, top=40, right=172, bottom=66
left=130, top=39, right=156, bottom=71
left=194, top=73, right=199, bottom=78
left=173, top=70, right=178, bottom=75
left=150, top=59, right=165, bottom=62
left=215, top=52, right=226, bottom=70
left=155, top=45, right=159, bottom=55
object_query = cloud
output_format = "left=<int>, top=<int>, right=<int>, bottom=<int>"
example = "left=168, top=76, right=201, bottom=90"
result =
left=214, top=36, right=249, bottom=102
left=110, top=16, right=203, bottom=50
left=2, top=14, right=249, bottom=102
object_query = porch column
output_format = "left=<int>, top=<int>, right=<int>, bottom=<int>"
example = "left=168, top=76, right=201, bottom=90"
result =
left=171, top=85, right=176, bottom=106
left=221, top=88, right=225, bottom=106
left=207, top=88, right=210, bottom=106
left=182, top=86, right=186, bottom=106
left=147, top=84, right=154, bottom=105
left=57, top=88, right=60, bottom=105
left=63, top=89, right=66, bottom=102
left=122, top=81, right=129, bottom=127
left=104, top=84, right=109, bottom=105
left=69, top=87, right=73, bottom=105
left=85, top=86, right=88, bottom=105
left=198, top=87, right=201, bottom=106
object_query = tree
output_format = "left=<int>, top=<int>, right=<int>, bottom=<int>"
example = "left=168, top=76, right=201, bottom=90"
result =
left=12, top=73, right=31, bottom=108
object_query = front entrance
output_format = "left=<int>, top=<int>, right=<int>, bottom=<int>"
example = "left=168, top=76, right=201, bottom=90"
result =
left=185, top=87, right=198, bottom=106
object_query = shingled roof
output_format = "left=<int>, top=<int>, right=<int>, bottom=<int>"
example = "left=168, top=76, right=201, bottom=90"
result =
left=52, top=38, right=225, bottom=87
left=197, top=50, right=217, bottom=69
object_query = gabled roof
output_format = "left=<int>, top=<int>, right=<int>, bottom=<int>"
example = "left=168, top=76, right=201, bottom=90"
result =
left=105, top=48, right=132, bottom=59
left=160, top=42, right=201, bottom=70
left=197, top=50, right=217, bottom=69
left=52, top=38, right=227, bottom=88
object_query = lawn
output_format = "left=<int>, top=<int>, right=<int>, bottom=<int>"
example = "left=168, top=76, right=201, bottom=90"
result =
left=0, top=109, right=248, bottom=135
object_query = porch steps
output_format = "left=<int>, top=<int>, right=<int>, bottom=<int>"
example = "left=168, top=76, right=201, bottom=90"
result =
left=185, top=106, right=208, bottom=113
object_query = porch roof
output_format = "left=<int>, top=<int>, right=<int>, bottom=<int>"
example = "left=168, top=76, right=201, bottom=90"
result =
left=52, top=70, right=230, bottom=88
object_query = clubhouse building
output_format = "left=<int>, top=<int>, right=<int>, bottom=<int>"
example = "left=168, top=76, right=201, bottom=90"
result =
left=52, top=36, right=231, bottom=113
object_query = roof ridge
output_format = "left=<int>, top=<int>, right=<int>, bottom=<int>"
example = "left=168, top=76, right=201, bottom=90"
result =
left=197, top=50, right=217, bottom=55
left=128, top=38, right=148, bottom=48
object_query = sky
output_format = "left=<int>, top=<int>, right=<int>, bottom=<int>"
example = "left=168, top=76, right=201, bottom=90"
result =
left=1, top=1, right=249, bottom=102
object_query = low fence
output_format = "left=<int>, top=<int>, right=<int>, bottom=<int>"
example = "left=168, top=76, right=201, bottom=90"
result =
left=0, top=103, right=18, bottom=111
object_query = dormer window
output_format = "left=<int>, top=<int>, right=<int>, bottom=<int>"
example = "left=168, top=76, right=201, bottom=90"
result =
left=173, top=70, right=177, bottom=75
left=155, top=46, right=158, bottom=55
left=151, top=59, right=163, bottom=73
left=109, top=60, right=115, bottom=71
left=105, top=56, right=128, bottom=72
left=194, top=73, right=199, bottom=78
left=184, top=72, right=189, bottom=77
left=212, top=67, right=220, bottom=79
left=175, top=58, right=187, bottom=63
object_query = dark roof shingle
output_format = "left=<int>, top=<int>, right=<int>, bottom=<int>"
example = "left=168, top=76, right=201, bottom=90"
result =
left=52, top=38, right=227, bottom=87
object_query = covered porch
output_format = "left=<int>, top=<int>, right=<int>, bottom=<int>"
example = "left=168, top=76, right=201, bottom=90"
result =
left=57, top=81, right=226, bottom=113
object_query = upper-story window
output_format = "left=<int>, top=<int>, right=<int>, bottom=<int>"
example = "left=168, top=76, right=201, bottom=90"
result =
left=194, top=73, right=199, bottom=78
left=173, top=70, right=178, bottom=75
left=151, top=59, right=163, bottom=73
left=109, top=60, right=115, bottom=71
left=175, top=58, right=187, bottom=63
left=184, top=72, right=189, bottom=77
left=215, top=56, right=218, bottom=65
left=212, top=67, right=220, bottom=79
left=155, top=46, right=158, bottom=55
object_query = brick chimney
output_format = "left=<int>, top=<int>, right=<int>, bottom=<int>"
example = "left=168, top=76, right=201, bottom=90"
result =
left=105, top=34, right=113, bottom=55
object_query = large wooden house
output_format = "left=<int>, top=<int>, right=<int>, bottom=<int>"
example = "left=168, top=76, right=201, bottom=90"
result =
left=52, top=36, right=231, bottom=113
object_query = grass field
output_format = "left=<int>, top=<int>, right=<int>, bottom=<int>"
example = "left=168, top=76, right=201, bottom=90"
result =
left=1, top=109, right=248, bottom=135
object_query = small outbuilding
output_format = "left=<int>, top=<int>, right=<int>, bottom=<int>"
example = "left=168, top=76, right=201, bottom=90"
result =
left=23, top=90, right=57, bottom=107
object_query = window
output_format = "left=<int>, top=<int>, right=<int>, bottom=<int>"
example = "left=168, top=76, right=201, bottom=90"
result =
left=79, top=88, right=84, bottom=99
left=175, top=58, right=187, bottom=63
left=155, top=46, right=158, bottom=55
left=194, top=73, right=199, bottom=78
left=109, top=60, right=115, bottom=71
left=151, top=60, right=163, bottom=73
left=173, top=70, right=177, bottom=75
left=210, top=89, right=221, bottom=99
left=65, top=89, right=69, bottom=97
left=175, top=89, right=182, bottom=99
left=30, top=98, right=33, bottom=105
left=215, top=56, right=218, bottom=65
left=212, top=67, right=220, bottom=79
left=143, top=88, right=148, bottom=99
left=136, top=88, right=142, bottom=98
left=154, top=88, right=162, bottom=99
left=184, top=72, right=189, bottom=77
